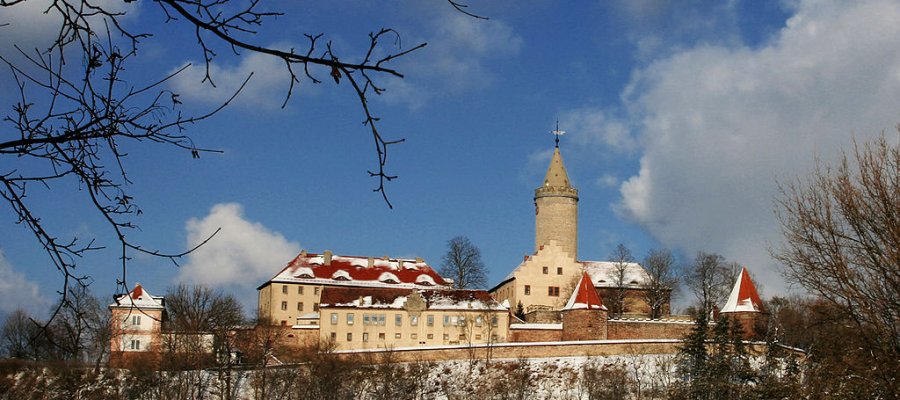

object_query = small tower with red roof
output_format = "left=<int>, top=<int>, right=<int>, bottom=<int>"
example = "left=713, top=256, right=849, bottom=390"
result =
left=720, top=267, right=767, bottom=339
left=561, top=272, right=608, bottom=340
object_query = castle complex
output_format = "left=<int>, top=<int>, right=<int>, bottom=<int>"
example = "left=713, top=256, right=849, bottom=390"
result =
left=109, top=138, right=766, bottom=363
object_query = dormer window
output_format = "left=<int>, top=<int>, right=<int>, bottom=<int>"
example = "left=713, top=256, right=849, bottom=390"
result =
left=331, top=270, right=352, bottom=281
left=294, top=267, right=315, bottom=279
left=415, top=274, right=436, bottom=286
left=378, top=272, right=400, bottom=284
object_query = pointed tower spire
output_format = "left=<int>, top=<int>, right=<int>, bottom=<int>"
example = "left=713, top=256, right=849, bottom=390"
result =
left=721, top=267, right=764, bottom=313
left=535, top=125, right=579, bottom=258
left=542, top=147, right=573, bottom=188
left=563, top=272, right=607, bottom=310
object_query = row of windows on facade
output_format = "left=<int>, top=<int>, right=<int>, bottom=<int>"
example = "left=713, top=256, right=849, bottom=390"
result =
left=543, top=266, right=564, bottom=275
left=330, top=332, right=499, bottom=343
left=281, top=301, right=319, bottom=312
left=122, top=315, right=145, bottom=328
left=327, top=313, right=499, bottom=328
left=282, top=285, right=320, bottom=295
left=522, top=285, right=560, bottom=296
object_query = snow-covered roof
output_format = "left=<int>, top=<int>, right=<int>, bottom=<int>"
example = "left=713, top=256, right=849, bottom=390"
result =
left=110, top=283, right=165, bottom=309
left=319, top=287, right=507, bottom=311
left=421, top=290, right=508, bottom=311
left=582, top=261, right=650, bottom=288
left=563, top=272, right=607, bottom=311
left=721, top=267, right=764, bottom=313
left=494, top=258, right=651, bottom=292
left=262, top=252, right=450, bottom=290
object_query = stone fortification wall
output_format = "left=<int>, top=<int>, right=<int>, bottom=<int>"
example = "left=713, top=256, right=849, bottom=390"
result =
left=509, top=327, right=563, bottom=342
left=562, top=309, right=607, bottom=341
left=334, top=339, right=684, bottom=362
left=607, top=319, right=694, bottom=340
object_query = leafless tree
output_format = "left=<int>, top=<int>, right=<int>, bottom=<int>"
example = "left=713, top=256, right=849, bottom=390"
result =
left=47, top=284, right=104, bottom=362
left=0, top=0, right=480, bottom=331
left=609, top=243, right=634, bottom=318
left=162, top=283, right=244, bottom=398
left=439, top=236, right=488, bottom=289
left=685, top=251, right=731, bottom=317
left=773, top=132, right=899, bottom=396
left=0, top=308, right=41, bottom=359
left=642, top=248, right=679, bottom=319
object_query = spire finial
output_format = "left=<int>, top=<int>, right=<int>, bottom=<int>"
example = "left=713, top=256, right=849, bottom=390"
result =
left=551, top=120, right=565, bottom=148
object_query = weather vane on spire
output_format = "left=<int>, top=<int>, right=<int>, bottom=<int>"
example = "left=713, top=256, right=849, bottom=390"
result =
left=551, top=120, right=566, bottom=148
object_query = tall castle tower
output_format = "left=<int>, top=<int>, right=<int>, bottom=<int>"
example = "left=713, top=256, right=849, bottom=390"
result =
left=534, top=145, right=579, bottom=259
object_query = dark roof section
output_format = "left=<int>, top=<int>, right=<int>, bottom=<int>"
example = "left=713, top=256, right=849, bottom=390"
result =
left=319, top=286, right=412, bottom=308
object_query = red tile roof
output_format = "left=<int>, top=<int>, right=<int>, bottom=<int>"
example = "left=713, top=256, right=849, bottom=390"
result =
left=563, top=272, right=607, bottom=310
left=262, top=252, right=449, bottom=289
left=721, top=267, right=764, bottom=313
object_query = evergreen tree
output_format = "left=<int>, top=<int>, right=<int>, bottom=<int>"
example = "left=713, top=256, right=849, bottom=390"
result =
left=515, top=301, right=526, bottom=321
left=676, top=311, right=710, bottom=399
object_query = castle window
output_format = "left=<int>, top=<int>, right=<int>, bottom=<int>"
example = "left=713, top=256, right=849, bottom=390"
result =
left=524, top=285, right=531, bottom=295
left=298, top=286, right=303, bottom=295
left=347, top=313, right=354, bottom=325
left=427, top=315, right=434, bottom=327
left=130, top=339, right=141, bottom=350
left=395, top=314, right=402, bottom=326
left=313, top=303, right=319, bottom=311
left=410, top=315, right=419, bottom=326
left=378, top=333, right=385, bottom=340
left=330, top=332, right=336, bottom=341
left=281, top=301, right=287, bottom=310
left=548, top=286, right=560, bottom=297
left=475, top=316, right=483, bottom=327
left=314, top=287, right=320, bottom=295
left=330, top=313, right=338, bottom=325
left=282, top=285, right=288, bottom=294
left=443, top=334, right=449, bottom=340
left=476, top=334, right=482, bottom=340
left=297, top=302, right=303, bottom=311
left=131, top=315, right=141, bottom=326
left=557, top=267, right=563, bottom=275
left=347, top=333, right=352, bottom=341
left=542, top=266, right=549, bottom=274
left=411, top=333, right=418, bottom=340
left=363, top=333, right=369, bottom=342
left=395, top=333, right=402, bottom=339
left=491, top=316, right=498, bottom=327
left=427, top=334, right=434, bottom=340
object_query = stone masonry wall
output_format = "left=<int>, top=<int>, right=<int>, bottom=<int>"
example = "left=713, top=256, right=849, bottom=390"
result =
left=510, top=328, right=563, bottom=342
left=607, top=319, right=694, bottom=340
left=562, top=310, right=607, bottom=341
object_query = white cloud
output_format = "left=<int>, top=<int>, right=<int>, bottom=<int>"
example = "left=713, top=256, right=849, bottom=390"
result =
left=0, top=0, right=140, bottom=61
left=0, top=250, right=47, bottom=314
left=601, top=0, right=900, bottom=295
left=177, top=203, right=300, bottom=304
left=168, top=47, right=300, bottom=109
left=561, top=107, right=637, bottom=154
left=382, top=13, right=522, bottom=109
left=597, top=174, right=619, bottom=188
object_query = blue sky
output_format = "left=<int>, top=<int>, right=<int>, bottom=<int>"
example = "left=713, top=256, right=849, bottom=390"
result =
left=3, top=0, right=900, bottom=317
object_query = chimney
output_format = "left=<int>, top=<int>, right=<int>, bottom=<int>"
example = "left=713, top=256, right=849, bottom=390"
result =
left=382, top=255, right=390, bottom=260
left=300, top=249, right=307, bottom=257
left=367, top=257, right=375, bottom=268
left=415, top=257, right=424, bottom=264
left=324, top=250, right=333, bottom=266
